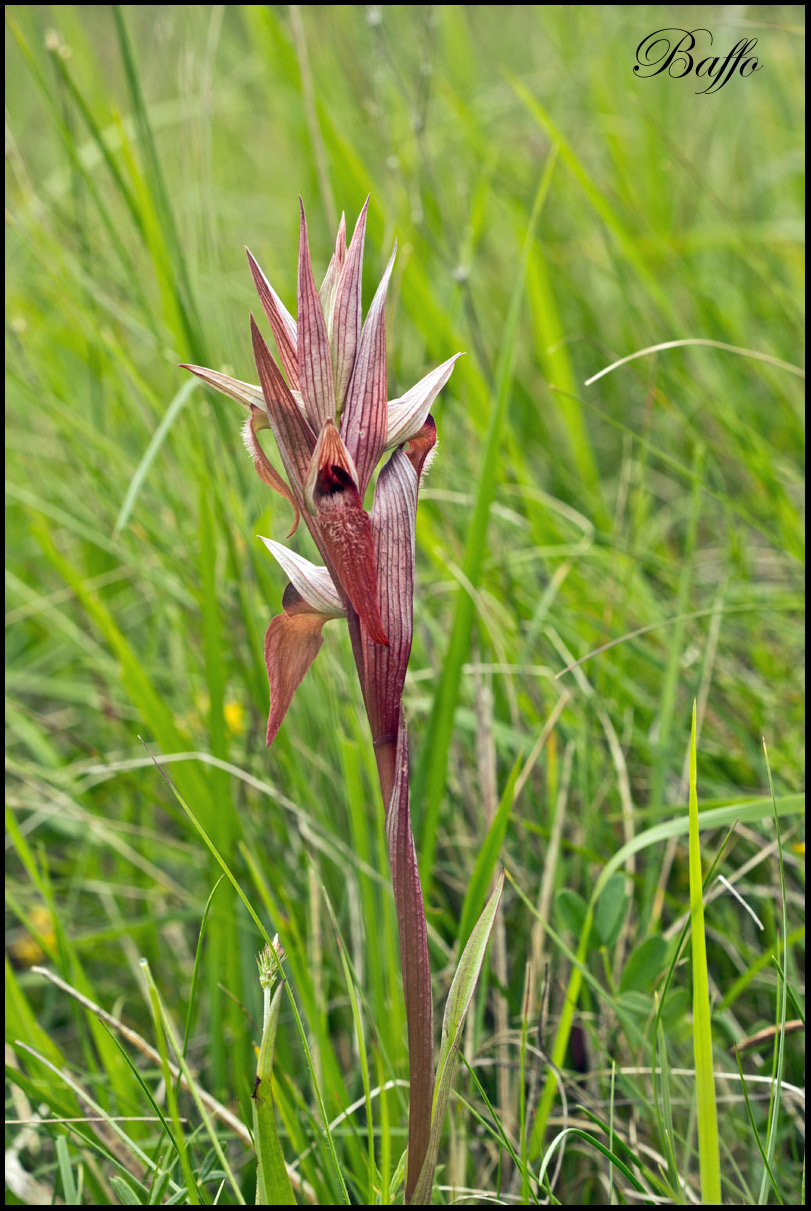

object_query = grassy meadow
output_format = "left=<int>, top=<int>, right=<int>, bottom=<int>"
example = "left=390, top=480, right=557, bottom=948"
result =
left=5, top=4, right=805, bottom=1205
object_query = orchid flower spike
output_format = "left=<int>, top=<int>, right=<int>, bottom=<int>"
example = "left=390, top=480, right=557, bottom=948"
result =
left=183, top=199, right=461, bottom=750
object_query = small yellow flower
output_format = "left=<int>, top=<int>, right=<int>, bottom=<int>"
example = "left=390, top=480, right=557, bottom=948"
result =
left=224, top=699, right=246, bottom=736
left=9, top=905, right=56, bottom=968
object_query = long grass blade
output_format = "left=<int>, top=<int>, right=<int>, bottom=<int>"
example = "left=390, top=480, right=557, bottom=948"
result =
left=687, top=701, right=721, bottom=1203
left=411, top=871, right=504, bottom=1204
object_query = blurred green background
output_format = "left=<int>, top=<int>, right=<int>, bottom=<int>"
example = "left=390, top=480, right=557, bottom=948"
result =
left=6, top=5, right=805, bottom=1205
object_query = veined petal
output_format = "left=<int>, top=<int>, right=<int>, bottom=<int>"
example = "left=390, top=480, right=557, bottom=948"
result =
left=265, top=585, right=333, bottom=746
left=258, top=536, right=343, bottom=617
left=297, top=201, right=337, bottom=431
left=251, top=316, right=316, bottom=495
left=341, top=243, right=396, bottom=494
left=384, top=353, right=462, bottom=450
left=363, top=447, right=418, bottom=745
left=181, top=364, right=267, bottom=412
left=331, top=197, right=369, bottom=411
left=246, top=249, right=299, bottom=390
left=304, top=419, right=388, bottom=645
left=243, top=408, right=300, bottom=536
left=319, top=212, right=347, bottom=336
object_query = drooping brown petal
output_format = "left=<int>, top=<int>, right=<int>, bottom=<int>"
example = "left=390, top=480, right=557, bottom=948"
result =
left=405, top=414, right=438, bottom=482
left=297, top=201, right=336, bottom=432
left=303, top=419, right=388, bottom=646
left=385, top=714, right=434, bottom=1203
left=180, top=364, right=267, bottom=413
left=384, top=352, right=462, bottom=450
left=319, top=211, right=347, bottom=335
left=242, top=406, right=300, bottom=535
left=250, top=315, right=316, bottom=497
left=264, top=585, right=333, bottom=746
left=331, top=197, right=369, bottom=413
left=246, top=249, right=299, bottom=390
left=363, top=447, right=418, bottom=746
left=341, top=244, right=396, bottom=495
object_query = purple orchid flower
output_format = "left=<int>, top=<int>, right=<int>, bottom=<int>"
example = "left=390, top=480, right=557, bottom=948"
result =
left=183, top=199, right=461, bottom=1202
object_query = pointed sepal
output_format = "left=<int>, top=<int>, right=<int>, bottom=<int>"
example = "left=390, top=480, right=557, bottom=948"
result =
left=246, top=249, right=299, bottom=390
left=319, top=212, right=347, bottom=336
left=181, top=363, right=267, bottom=412
left=297, top=201, right=337, bottom=431
left=385, top=353, right=462, bottom=450
left=341, top=243, right=396, bottom=494
left=331, top=197, right=369, bottom=411
left=250, top=315, right=316, bottom=496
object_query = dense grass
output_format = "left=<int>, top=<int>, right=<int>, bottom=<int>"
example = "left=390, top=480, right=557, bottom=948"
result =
left=6, top=5, right=804, bottom=1205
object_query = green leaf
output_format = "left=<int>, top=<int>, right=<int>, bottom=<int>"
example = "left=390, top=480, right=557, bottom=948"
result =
left=594, top=873, right=627, bottom=947
left=110, top=1174, right=151, bottom=1205
left=411, top=871, right=504, bottom=1204
left=555, top=888, right=590, bottom=941
left=114, top=377, right=197, bottom=533
left=616, top=990, right=653, bottom=1020
left=619, top=935, right=669, bottom=993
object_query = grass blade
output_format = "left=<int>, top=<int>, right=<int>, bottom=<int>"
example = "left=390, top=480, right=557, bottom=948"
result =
left=687, top=701, right=721, bottom=1203
left=114, top=377, right=197, bottom=533
left=457, top=754, right=521, bottom=951
left=757, top=740, right=789, bottom=1204
left=411, top=870, right=504, bottom=1204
